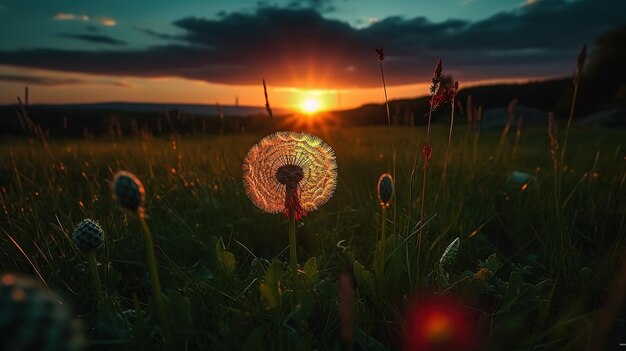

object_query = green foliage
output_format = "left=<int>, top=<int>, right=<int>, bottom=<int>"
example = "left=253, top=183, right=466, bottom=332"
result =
left=0, top=126, right=624, bottom=350
left=96, top=297, right=132, bottom=341
left=259, top=259, right=283, bottom=310
left=301, top=256, right=319, bottom=289
left=215, top=237, right=237, bottom=275
left=353, top=260, right=374, bottom=296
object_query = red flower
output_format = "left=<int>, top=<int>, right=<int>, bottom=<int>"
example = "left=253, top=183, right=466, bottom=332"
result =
left=429, top=59, right=443, bottom=96
left=429, top=86, right=457, bottom=112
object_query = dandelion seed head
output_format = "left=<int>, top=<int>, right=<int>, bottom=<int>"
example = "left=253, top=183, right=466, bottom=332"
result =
left=242, top=131, right=337, bottom=221
left=112, top=171, right=145, bottom=214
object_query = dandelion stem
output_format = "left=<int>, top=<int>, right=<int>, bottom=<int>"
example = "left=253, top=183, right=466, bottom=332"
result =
left=87, top=251, right=103, bottom=303
left=379, top=206, right=387, bottom=275
left=288, top=210, right=298, bottom=306
left=139, top=216, right=172, bottom=349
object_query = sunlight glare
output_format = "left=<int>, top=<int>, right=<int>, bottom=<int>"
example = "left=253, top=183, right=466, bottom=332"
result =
left=301, top=98, right=321, bottom=114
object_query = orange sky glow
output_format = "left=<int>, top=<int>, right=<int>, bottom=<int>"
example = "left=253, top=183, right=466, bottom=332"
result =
left=0, top=64, right=550, bottom=111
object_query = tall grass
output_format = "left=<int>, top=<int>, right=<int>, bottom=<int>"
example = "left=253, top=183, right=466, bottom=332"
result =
left=0, top=126, right=624, bottom=349
left=417, top=60, right=443, bottom=283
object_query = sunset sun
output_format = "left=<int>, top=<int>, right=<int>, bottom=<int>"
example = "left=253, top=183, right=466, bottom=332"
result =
left=300, top=98, right=321, bottom=114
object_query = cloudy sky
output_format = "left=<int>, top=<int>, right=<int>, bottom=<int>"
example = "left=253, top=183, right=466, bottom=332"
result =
left=0, top=0, right=623, bottom=109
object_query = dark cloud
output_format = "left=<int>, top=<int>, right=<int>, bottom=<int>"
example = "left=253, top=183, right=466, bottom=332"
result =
left=134, top=26, right=178, bottom=41
left=0, top=74, right=131, bottom=87
left=287, top=0, right=343, bottom=12
left=58, top=33, right=126, bottom=46
left=0, top=0, right=624, bottom=88
left=0, top=74, right=85, bottom=86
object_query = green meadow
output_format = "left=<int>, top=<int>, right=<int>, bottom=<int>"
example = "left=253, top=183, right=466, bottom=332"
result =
left=1, top=124, right=625, bottom=350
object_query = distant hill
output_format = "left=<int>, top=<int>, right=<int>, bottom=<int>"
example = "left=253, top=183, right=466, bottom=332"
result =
left=1, top=77, right=624, bottom=138
left=333, top=78, right=573, bottom=127
left=0, top=102, right=289, bottom=137
left=7, top=102, right=291, bottom=117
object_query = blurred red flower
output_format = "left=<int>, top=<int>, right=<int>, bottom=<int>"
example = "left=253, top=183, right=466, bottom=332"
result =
left=405, top=295, right=477, bottom=351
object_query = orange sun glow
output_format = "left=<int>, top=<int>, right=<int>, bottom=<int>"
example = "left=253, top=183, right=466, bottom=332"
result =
left=300, top=98, right=321, bottom=114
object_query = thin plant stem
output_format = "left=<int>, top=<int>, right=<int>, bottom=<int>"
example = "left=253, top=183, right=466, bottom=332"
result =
left=417, top=106, right=434, bottom=284
left=379, top=61, right=391, bottom=128
left=288, top=211, right=298, bottom=307
left=379, top=206, right=387, bottom=275
left=558, top=82, right=580, bottom=205
left=139, top=216, right=172, bottom=349
left=87, top=251, right=103, bottom=303
left=560, top=82, right=579, bottom=167
left=553, top=161, right=561, bottom=233
left=379, top=56, right=397, bottom=237
left=512, top=116, right=523, bottom=160
left=472, top=132, right=479, bottom=163
left=441, top=97, right=456, bottom=208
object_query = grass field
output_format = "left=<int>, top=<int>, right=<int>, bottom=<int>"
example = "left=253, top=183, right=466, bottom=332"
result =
left=1, top=124, right=625, bottom=350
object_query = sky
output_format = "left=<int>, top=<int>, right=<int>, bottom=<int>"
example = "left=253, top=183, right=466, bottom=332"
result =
left=0, top=0, right=624, bottom=110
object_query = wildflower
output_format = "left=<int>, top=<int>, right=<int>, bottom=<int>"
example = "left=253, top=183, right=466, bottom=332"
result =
left=112, top=171, right=145, bottom=214
left=429, top=82, right=458, bottom=113
left=243, top=132, right=338, bottom=305
left=430, top=59, right=443, bottom=96
left=377, top=173, right=394, bottom=207
left=72, top=219, right=104, bottom=252
left=242, top=131, right=337, bottom=221
left=0, top=274, right=85, bottom=351
left=110, top=171, right=170, bottom=344
left=72, top=219, right=105, bottom=302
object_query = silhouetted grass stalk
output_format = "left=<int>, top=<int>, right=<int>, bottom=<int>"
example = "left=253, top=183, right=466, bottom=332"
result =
left=559, top=45, right=587, bottom=205
left=441, top=82, right=459, bottom=207
left=263, top=79, right=273, bottom=118
left=418, top=59, right=442, bottom=283
left=375, top=47, right=398, bottom=235
left=375, top=48, right=391, bottom=128
left=548, top=113, right=561, bottom=227
left=472, top=105, right=482, bottom=163
left=512, top=116, right=523, bottom=160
